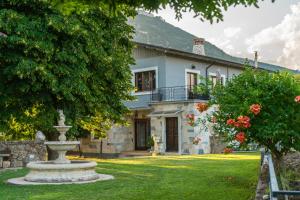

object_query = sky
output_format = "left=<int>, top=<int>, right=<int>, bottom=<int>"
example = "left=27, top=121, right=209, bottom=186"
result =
left=154, top=0, right=300, bottom=70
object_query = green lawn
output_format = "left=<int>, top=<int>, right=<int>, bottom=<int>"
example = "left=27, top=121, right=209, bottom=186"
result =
left=0, top=153, right=260, bottom=200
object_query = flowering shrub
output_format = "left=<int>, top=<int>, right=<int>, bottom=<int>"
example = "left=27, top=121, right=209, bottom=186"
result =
left=235, top=132, right=246, bottom=143
left=212, top=68, right=300, bottom=159
left=192, top=136, right=201, bottom=145
left=186, top=114, right=195, bottom=126
left=224, top=147, right=233, bottom=154
left=250, top=104, right=261, bottom=115
left=295, top=95, right=300, bottom=103
left=211, top=116, right=217, bottom=123
left=196, top=102, right=209, bottom=112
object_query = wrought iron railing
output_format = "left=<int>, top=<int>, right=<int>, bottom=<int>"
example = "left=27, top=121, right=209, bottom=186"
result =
left=264, top=153, right=300, bottom=200
left=150, top=85, right=209, bottom=102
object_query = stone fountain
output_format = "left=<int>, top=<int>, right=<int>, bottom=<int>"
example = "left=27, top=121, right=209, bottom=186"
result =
left=7, top=110, right=114, bottom=185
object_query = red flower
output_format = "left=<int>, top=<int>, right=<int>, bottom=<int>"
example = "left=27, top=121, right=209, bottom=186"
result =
left=196, top=103, right=209, bottom=112
left=235, top=132, right=246, bottom=143
left=226, top=119, right=235, bottom=126
left=186, top=114, right=194, bottom=119
left=237, top=116, right=251, bottom=128
left=250, top=104, right=261, bottom=115
left=186, top=114, right=195, bottom=126
left=237, top=116, right=250, bottom=122
left=295, top=96, right=300, bottom=103
left=224, top=147, right=233, bottom=154
left=234, top=121, right=241, bottom=128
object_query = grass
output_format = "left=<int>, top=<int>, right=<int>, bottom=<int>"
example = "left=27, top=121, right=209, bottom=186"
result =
left=0, top=153, right=260, bottom=200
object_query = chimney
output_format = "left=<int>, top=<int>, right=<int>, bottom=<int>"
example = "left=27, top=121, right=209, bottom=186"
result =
left=193, top=38, right=205, bottom=55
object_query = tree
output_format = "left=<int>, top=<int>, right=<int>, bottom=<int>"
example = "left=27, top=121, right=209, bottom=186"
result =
left=212, top=68, right=300, bottom=159
left=92, top=0, right=275, bottom=22
left=0, top=1, right=134, bottom=141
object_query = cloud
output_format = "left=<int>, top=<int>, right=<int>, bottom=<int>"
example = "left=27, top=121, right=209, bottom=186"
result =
left=224, top=27, right=242, bottom=38
left=246, top=3, right=300, bottom=70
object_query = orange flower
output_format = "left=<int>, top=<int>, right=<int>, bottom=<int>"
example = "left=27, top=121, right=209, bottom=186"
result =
left=234, top=121, right=241, bottom=128
left=186, top=114, right=195, bottom=126
left=235, top=132, right=246, bottom=143
left=196, top=102, right=209, bottom=112
left=250, top=104, right=261, bottom=115
left=295, top=96, right=300, bottom=103
left=224, top=147, right=233, bottom=154
left=237, top=116, right=251, bottom=128
left=186, top=114, right=195, bottom=119
left=226, top=119, right=235, bottom=126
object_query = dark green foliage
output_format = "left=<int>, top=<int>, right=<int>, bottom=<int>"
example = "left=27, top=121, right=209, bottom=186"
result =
left=0, top=0, right=135, bottom=140
left=106, top=0, right=274, bottom=22
left=212, top=68, right=300, bottom=158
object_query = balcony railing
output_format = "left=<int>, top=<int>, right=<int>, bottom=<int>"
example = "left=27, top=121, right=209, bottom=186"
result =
left=150, top=85, right=209, bottom=102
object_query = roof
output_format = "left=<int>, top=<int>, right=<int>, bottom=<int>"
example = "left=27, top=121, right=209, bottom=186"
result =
left=136, top=42, right=243, bottom=69
left=129, top=14, right=296, bottom=73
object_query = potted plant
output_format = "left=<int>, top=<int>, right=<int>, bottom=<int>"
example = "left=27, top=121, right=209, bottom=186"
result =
left=192, top=76, right=211, bottom=99
left=147, top=136, right=155, bottom=152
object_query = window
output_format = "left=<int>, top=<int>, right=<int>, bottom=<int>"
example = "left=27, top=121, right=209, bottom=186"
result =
left=186, top=70, right=200, bottom=99
left=186, top=72, right=198, bottom=87
left=210, top=75, right=225, bottom=88
left=134, top=70, right=156, bottom=92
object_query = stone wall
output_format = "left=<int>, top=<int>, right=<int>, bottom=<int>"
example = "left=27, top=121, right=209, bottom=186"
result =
left=283, top=151, right=300, bottom=174
left=77, top=116, right=135, bottom=155
left=282, top=151, right=300, bottom=193
left=0, top=141, right=47, bottom=167
left=150, top=101, right=216, bottom=154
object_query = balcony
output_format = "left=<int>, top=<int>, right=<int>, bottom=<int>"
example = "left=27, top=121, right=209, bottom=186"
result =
left=150, top=85, right=210, bottom=102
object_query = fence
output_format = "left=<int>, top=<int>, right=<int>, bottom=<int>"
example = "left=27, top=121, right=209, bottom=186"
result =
left=263, top=153, right=300, bottom=200
left=151, top=85, right=209, bottom=102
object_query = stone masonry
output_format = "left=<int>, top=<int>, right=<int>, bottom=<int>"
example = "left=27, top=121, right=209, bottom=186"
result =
left=0, top=141, right=47, bottom=167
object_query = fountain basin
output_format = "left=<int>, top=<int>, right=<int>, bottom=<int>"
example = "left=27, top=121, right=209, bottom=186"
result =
left=7, top=160, right=114, bottom=185
left=45, top=141, right=79, bottom=151
left=53, top=125, right=72, bottom=133
left=24, top=160, right=100, bottom=183
left=45, top=141, right=79, bottom=164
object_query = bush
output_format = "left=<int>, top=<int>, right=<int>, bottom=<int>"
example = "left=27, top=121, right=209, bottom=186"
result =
left=212, top=68, right=300, bottom=159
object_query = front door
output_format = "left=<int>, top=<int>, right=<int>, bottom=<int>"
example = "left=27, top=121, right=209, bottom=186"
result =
left=166, top=117, right=178, bottom=152
left=135, top=119, right=150, bottom=150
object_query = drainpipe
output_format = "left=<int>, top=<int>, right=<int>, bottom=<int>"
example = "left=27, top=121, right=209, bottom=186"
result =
left=205, top=62, right=214, bottom=85
left=226, top=66, right=229, bottom=82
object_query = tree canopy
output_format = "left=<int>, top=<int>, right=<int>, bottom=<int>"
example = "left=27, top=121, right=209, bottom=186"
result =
left=104, top=0, right=275, bottom=22
left=0, top=0, right=134, bottom=140
left=212, top=68, right=300, bottom=159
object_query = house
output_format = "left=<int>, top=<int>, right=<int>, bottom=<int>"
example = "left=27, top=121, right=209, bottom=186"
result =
left=78, top=13, right=295, bottom=157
